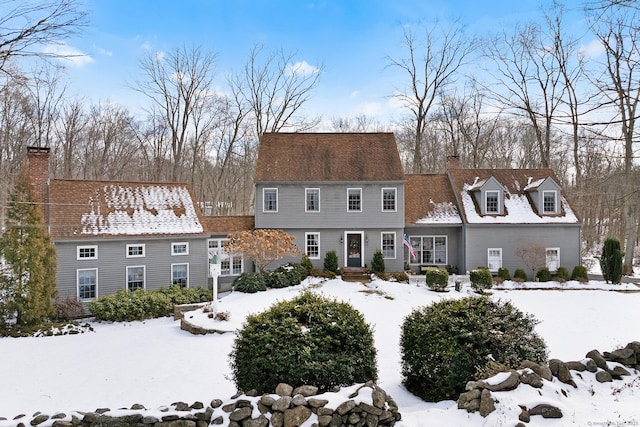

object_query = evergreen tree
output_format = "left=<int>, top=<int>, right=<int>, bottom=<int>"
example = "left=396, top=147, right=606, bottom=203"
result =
left=0, top=169, right=57, bottom=329
left=600, top=237, right=623, bottom=284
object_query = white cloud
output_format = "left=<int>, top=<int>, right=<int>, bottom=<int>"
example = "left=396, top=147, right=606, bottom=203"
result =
left=350, top=90, right=359, bottom=98
left=579, top=38, right=605, bottom=59
left=94, top=46, right=113, bottom=57
left=287, top=61, right=320, bottom=76
left=354, top=101, right=382, bottom=116
left=155, top=51, right=166, bottom=61
left=42, top=42, right=93, bottom=66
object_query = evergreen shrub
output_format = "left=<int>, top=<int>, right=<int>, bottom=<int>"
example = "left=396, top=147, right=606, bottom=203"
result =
left=400, top=296, right=547, bottom=402
left=300, top=254, right=313, bottom=276
left=470, top=268, right=493, bottom=293
left=600, top=237, right=623, bottom=284
left=513, top=269, right=528, bottom=282
left=310, top=268, right=337, bottom=279
left=265, top=271, right=289, bottom=288
left=233, top=273, right=267, bottom=293
left=324, top=250, right=339, bottom=274
left=230, top=291, right=378, bottom=393
left=371, top=249, right=385, bottom=274
left=425, top=268, right=449, bottom=291
left=555, top=267, right=569, bottom=282
left=158, top=285, right=210, bottom=305
left=497, top=267, right=511, bottom=281
left=536, top=267, right=552, bottom=282
left=570, top=265, right=588, bottom=282
left=89, top=289, right=174, bottom=322
left=390, top=272, right=410, bottom=283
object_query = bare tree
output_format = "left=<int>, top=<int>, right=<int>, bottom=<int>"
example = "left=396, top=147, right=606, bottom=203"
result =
left=133, top=45, right=218, bottom=182
left=388, top=24, right=475, bottom=173
left=0, top=0, right=87, bottom=74
left=515, top=241, right=548, bottom=279
left=54, top=97, right=87, bottom=178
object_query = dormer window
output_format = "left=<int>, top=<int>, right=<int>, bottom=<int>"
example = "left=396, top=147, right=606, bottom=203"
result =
left=543, top=190, right=557, bottom=214
left=485, top=191, right=499, bottom=214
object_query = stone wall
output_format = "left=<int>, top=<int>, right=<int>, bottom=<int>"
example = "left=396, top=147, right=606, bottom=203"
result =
left=0, top=382, right=400, bottom=427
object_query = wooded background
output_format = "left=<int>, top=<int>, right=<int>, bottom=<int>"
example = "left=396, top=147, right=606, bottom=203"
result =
left=0, top=0, right=638, bottom=271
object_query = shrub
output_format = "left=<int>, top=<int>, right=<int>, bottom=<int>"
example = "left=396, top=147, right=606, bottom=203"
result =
left=89, top=289, right=174, bottom=322
left=310, top=268, right=337, bottom=280
left=324, top=250, right=339, bottom=274
left=265, top=271, right=289, bottom=289
left=497, top=267, right=511, bottom=281
left=600, top=237, right=623, bottom=284
left=300, top=254, right=313, bottom=276
left=425, top=268, right=449, bottom=292
left=400, top=296, right=547, bottom=401
left=158, top=285, right=210, bottom=305
left=275, top=263, right=306, bottom=286
left=555, top=267, right=569, bottom=282
left=230, top=291, right=378, bottom=393
left=54, top=296, right=85, bottom=321
left=570, top=265, right=589, bottom=282
left=536, top=267, right=551, bottom=282
left=390, top=272, right=410, bottom=283
left=371, top=249, right=385, bottom=274
left=513, top=268, right=528, bottom=282
left=233, top=273, right=267, bottom=293
left=470, top=268, right=493, bottom=293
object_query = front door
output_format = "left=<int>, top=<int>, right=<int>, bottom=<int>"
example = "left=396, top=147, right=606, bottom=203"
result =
left=346, top=233, right=362, bottom=267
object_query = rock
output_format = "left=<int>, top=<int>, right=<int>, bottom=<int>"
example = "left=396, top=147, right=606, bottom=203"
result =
left=222, top=402, right=236, bottom=412
left=236, top=399, right=253, bottom=408
left=482, top=370, right=520, bottom=392
left=292, top=385, right=318, bottom=397
left=291, top=395, right=307, bottom=406
left=276, top=383, right=294, bottom=397
left=595, top=370, right=613, bottom=383
left=190, top=401, right=204, bottom=410
left=335, top=400, right=356, bottom=416
left=229, top=406, right=252, bottom=422
left=359, top=402, right=383, bottom=416
left=519, top=370, right=543, bottom=388
left=270, top=412, right=284, bottom=427
left=174, top=401, right=191, bottom=411
left=605, top=348, right=637, bottom=366
left=259, top=395, right=276, bottom=407
left=465, top=380, right=483, bottom=391
left=611, top=365, right=631, bottom=377
left=317, top=414, right=333, bottom=427
left=529, top=404, right=563, bottom=418
left=549, top=359, right=576, bottom=387
left=457, top=389, right=481, bottom=412
left=283, top=406, right=312, bottom=427
left=583, top=359, right=598, bottom=372
left=586, top=350, right=609, bottom=370
left=564, top=361, right=586, bottom=372
left=372, top=389, right=387, bottom=409
left=317, top=407, right=334, bottom=416
left=210, top=399, right=223, bottom=408
left=245, top=389, right=259, bottom=397
left=243, top=415, right=269, bottom=427
left=521, top=360, right=553, bottom=381
left=272, top=396, right=293, bottom=412
left=347, top=412, right=360, bottom=424
left=130, top=403, right=146, bottom=410
left=518, top=406, right=530, bottom=422
left=479, top=389, right=495, bottom=417
left=308, top=398, right=329, bottom=408
left=30, top=414, right=49, bottom=425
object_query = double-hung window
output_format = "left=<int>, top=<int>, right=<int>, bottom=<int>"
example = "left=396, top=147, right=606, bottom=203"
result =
left=172, top=242, right=188, bottom=255
left=485, top=191, right=499, bottom=214
left=172, top=263, right=189, bottom=288
left=77, top=268, right=97, bottom=300
left=382, top=188, right=397, bottom=212
left=208, top=239, right=243, bottom=276
left=126, top=266, right=145, bottom=291
left=77, top=245, right=97, bottom=260
left=409, top=236, right=447, bottom=265
left=543, top=191, right=557, bottom=214
left=347, top=188, right=362, bottom=212
left=263, top=188, right=278, bottom=212
left=126, top=244, right=145, bottom=258
left=382, top=232, right=396, bottom=258
left=487, top=248, right=502, bottom=272
left=546, top=248, right=560, bottom=271
left=305, top=232, right=320, bottom=259
left=305, top=188, right=320, bottom=212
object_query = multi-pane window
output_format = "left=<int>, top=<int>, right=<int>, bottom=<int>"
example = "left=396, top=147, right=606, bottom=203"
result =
left=126, top=266, right=145, bottom=291
left=382, top=188, right=397, bottom=212
left=487, top=248, right=502, bottom=271
left=172, top=263, right=189, bottom=288
left=126, top=244, right=145, bottom=258
left=77, top=245, right=97, bottom=260
left=485, top=191, right=499, bottom=214
left=305, top=233, right=320, bottom=259
left=347, top=188, right=362, bottom=212
left=263, top=188, right=278, bottom=212
left=409, top=236, right=447, bottom=265
left=77, top=268, right=97, bottom=299
left=546, top=248, right=559, bottom=271
left=208, top=239, right=243, bottom=276
left=382, top=232, right=396, bottom=258
left=543, top=191, right=557, bottom=214
left=172, top=242, right=188, bottom=255
left=305, top=188, right=320, bottom=212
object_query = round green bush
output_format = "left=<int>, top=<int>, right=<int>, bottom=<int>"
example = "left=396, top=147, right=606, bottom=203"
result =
left=470, top=268, right=493, bottom=293
left=233, top=273, right=267, bottom=293
left=89, top=289, right=173, bottom=322
left=230, top=291, right=378, bottom=393
left=497, top=267, right=511, bottom=281
left=400, top=296, right=547, bottom=402
left=158, top=285, right=210, bottom=305
left=513, top=268, right=528, bottom=281
left=570, top=265, right=588, bottom=282
left=265, top=271, right=289, bottom=288
left=300, top=254, right=313, bottom=276
left=425, top=267, right=448, bottom=291
left=536, top=267, right=552, bottom=282
left=555, top=267, right=569, bottom=282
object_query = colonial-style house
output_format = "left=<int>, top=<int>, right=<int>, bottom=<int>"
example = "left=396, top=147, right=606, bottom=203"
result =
left=25, top=132, right=582, bottom=302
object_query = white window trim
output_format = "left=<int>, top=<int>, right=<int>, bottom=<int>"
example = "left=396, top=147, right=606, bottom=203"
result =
left=485, top=190, right=500, bottom=214
left=305, top=188, right=320, bottom=213
left=126, top=265, right=146, bottom=291
left=171, top=263, right=189, bottom=288
left=263, top=187, right=278, bottom=213
left=542, top=190, right=558, bottom=214
left=381, top=188, right=397, bottom=212
left=487, top=248, right=502, bottom=272
left=347, top=188, right=362, bottom=212
left=305, top=232, right=321, bottom=259
left=171, top=242, right=189, bottom=256
left=208, top=238, right=244, bottom=277
left=77, top=245, right=98, bottom=260
left=381, top=232, right=396, bottom=259
left=126, top=243, right=145, bottom=258
left=77, top=268, right=98, bottom=300
left=408, top=235, right=448, bottom=265
left=546, top=247, right=560, bottom=271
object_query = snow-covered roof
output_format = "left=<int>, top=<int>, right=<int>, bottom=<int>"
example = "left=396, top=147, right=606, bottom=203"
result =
left=415, top=200, right=462, bottom=224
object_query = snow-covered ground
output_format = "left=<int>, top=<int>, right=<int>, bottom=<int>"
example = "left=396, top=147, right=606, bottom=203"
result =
left=1, top=276, right=640, bottom=426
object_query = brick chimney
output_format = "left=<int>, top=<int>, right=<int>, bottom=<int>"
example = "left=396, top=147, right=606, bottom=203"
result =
left=446, top=155, right=461, bottom=169
left=26, top=146, right=50, bottom=222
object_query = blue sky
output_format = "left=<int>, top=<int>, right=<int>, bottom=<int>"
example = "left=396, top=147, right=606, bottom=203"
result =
left=58, top=0, right=590, bottom=124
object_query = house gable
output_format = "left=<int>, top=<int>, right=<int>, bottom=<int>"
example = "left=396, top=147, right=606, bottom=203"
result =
left=404, top=174, right=461, bottom=225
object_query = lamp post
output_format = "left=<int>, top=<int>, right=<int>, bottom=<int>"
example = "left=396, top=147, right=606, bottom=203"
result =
left=209, top=253, right=221, bottom=315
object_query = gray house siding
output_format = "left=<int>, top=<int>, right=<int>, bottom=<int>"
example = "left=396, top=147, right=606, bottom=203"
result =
left=55, top=237, right=209, bottom=301
left=463, top=224, right=582, bottom=275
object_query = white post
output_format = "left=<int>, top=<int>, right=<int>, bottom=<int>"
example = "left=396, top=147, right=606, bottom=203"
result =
left=209, top=254, right=221, bottom=315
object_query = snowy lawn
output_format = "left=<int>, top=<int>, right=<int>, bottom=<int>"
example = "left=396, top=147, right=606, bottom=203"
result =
left=1, top=276, right=640, bottom=426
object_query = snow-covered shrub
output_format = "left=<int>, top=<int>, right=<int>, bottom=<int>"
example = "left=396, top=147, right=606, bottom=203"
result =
left=230, top=290, right=378, bottom=393
left=233, top=273, right=267, bottom=293
left=536, top=267, right=552, bottom=282
left=371, top=249, right=385, bottom=273
left=274, top=262, right=306, bottom=286
left=570, top=265, right=588, bottom=282
left=400, top=296, right=547, bottom=402
left=324, top=250, right=339, bottom=274
left=470, top=267, right=492, bottom=293
left=513, top=268, right=528, bottom=282
left=425, top=267, right=448, bottom=291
